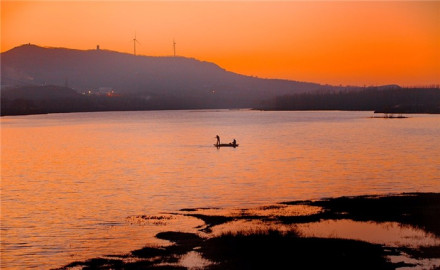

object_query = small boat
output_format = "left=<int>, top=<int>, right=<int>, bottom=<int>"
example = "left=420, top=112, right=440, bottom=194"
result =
left=214, top=143, right=239, bottom=148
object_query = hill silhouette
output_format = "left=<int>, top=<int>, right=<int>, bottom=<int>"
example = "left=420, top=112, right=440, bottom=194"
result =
left=1, top=44, right=324, bottom=108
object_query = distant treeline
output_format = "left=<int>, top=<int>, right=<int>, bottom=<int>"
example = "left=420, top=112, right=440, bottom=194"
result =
left=1, top=95, right=178, bottom=116
left=0, top=85, right=240, bottom=116
left=2, top=85, right=440, bottom=116
left=258, top=87, right=440, bottom=114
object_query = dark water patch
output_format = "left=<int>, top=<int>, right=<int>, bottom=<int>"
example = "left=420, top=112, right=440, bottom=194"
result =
left=155, top=232, right=203, bottom=248
left=131, top=246, right=168, bottom=258
left=179, top=207, right=221, bottom=212
left=179, top=208, right=198, bottom=212
left=183, top=214, right=234, bottom=232
left=105, top=254, right=130, bottom=259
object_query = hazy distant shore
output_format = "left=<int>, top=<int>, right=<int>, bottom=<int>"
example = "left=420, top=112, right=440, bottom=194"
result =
left=256, top=87, right=440, bottom=114
left=2, top=85, right=440, bottom=116
left=58, top=193, right=440, bottom=270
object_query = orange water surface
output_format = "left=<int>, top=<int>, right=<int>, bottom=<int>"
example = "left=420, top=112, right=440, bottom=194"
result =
left=1, top=110, right=439, bottom=269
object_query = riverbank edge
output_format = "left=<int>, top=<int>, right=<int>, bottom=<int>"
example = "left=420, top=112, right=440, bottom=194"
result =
left=57, top=192, right=440, bottom=270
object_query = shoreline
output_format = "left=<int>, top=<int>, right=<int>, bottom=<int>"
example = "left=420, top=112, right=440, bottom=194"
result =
left=3, top=109, right=440, bottom=117
left=57, top=193, right=440, bottom=269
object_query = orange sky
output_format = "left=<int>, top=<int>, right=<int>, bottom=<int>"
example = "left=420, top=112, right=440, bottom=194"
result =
left=1, top=1, right=439, bottom=86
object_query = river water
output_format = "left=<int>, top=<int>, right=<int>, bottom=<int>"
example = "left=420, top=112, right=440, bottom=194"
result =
left=1, top=110, right=439, bottom=269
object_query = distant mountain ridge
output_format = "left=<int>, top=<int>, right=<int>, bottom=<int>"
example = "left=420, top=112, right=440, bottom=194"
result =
left=1, top=44, right=325, bottom=108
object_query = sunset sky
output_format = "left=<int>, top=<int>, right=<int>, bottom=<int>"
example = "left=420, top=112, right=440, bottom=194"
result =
left=2, top=1, right=439, bottom=86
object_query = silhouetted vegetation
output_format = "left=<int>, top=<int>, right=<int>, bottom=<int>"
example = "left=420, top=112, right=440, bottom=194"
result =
left=1, top=85, right=245, bottom=116
left=282, top=192, right=440, bottom=237
left=59, top=230, right=402, bottom=270
left=57, top=193, right=439, bottom=270
left=201, top=231, right=399, bottom=270
left=4, top=85, right=440, bottom=116
left=259, top=87, right=440, bottom=113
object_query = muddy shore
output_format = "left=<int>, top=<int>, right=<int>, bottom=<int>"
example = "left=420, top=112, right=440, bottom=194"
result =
left=58, top=193, right=440, bottom=269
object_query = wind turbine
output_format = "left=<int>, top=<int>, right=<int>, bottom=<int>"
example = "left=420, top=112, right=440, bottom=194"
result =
left=133, top=32, right=141, bottom=56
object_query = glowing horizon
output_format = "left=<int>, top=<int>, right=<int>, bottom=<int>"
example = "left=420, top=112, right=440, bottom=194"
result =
left=2, top=1, right=439, bottom=86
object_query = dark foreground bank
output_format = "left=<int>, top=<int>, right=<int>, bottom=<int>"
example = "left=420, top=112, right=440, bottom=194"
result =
left=57, top=193, right=440, bottom=270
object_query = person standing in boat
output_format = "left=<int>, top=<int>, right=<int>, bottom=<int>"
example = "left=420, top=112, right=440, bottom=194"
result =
left=232, top=139, right=237, bottom=147
left=216, top=135, right=220, bottom=145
